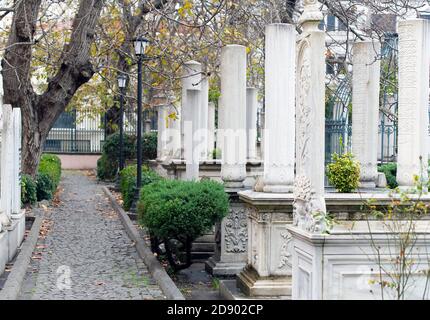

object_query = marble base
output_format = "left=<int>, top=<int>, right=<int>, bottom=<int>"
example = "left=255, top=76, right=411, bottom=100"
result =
left=7, top=212, right=25, bottom=260
left=237, top=266, right=292, bottom=297
left=205, top=257, right=245, bottom=277
left=359, top=181, right=376, bottom=189
left=0, top=231, right=7, bottom=275
left=288, top=222, right=430, bottom=300
left=262, top=185, right=294, bottom=193
left=219, top=279, right=290, bottom=300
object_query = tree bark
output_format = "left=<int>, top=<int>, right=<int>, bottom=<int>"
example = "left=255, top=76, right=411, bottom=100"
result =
left=2, top=0, right=104, bottom=176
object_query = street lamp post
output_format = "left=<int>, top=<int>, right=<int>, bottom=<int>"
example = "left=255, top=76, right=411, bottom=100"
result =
left=132, top=36, right=149, bottom=210
left=117, top=73, right=127, bottom=172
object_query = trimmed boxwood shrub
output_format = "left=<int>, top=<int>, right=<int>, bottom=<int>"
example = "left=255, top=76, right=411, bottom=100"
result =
left=97, top=132, right=136, bottom=181
left=327, top=152, right=360, bottom=193
left=39, top=154, right=62, bottom=192
left=21, top=174, right=37, bottom=206
left=142, top=132, right=157, bottom=160
left=119, top=165, right=162, bottom=211
left=36, top=154, right=62, bottom=201
left=138, top=179, right=229, bottom=271
left=378, top=163, right=398, bottom=189
left=36, top=172, right=55, bottom=201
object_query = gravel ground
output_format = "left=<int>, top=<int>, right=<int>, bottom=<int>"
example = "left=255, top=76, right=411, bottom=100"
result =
left=18, top=170, right=165, bottom=300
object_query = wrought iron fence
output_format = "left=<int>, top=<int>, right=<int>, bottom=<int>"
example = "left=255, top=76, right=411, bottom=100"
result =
left=44, top=107, right=158, bottom=154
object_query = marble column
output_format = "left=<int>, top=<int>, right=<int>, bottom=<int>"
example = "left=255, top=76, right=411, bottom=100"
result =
left=183, top=89, right=201, bottom=180
left=206, top=45, right=248, bottom=277
left=293, top=0, right=327, bottom=233
left=207, top=102, right=216, bottom=158
left=12, top=108, right=22, bottom=215
left=181, top=61, right=202, bottom=159
left=396, top=19, right=430, bottom=188
left=0, top=105, right=13, bottom=227
left=157, top=105, right=169, bottom=161
left=220, top=45, right=247, bottom=188
left=352, top=41, right=381, bottom=188
left=199, top=78, right=209, bottom=160
left=263, top=23, right=296, bottom=193
left=246, top=88, right=258, bottom=160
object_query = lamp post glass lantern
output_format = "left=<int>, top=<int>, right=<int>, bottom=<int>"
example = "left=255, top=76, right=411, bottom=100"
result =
left=132, top=36, right=150, bottom=211
left=118, top=73, right=127, bottom=173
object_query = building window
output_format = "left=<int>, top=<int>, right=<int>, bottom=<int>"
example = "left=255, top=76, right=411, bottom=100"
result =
left=327, top=15, right=336, bottom=31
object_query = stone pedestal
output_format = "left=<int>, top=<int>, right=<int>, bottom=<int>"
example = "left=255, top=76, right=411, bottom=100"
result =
left=233, top=190, right=293, bottom=297
left=396, top=19, right=430, bottom=188
left=263, top=24, right=296, bottom=193
left=205, top=189, right=248, bottom=276
left=219, top=45, right=247, bottom=188
left=352, top=41, right=381, bottom=188
left=288, top=219, right=430, bottom=300
left=246, top=88, right=258, bottom=160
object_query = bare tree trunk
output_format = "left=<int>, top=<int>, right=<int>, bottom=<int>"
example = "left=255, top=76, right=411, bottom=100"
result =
left=2, top=0, right=104, bottom=176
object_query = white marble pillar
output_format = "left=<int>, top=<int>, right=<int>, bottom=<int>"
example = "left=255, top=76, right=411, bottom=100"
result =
left=0, top=105, right=14, bottom=227
left=294, top=1, right=327, bottom=233
left=263, top=24, right=296, bottom=193
left=397, top=19, right=430, bottom=188
left=157, top=105, right=168, bottom=161
left=246, top=88, right=258, bottom=160
left=352, top=41, right=381, bottom=188
left=220, top=45, right=247, bottom=188
left=181, top=61, right=202, bottom=159
left=199, top=78, right=209, bottom=160
left=207, top=102, right=216, bottom=158
left=12, top=108, right=22, bottom=215
left=183, top=89, right=201, bottom=180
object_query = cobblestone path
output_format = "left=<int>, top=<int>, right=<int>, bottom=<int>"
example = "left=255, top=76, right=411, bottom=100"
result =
left=19, top=171, right=165, bottom=300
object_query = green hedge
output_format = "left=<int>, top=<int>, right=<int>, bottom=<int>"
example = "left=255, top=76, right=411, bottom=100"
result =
left=119, top=165, right=162, bottom=211
left=142, top=132, right=157, bottom=161
left=138, top=179, right=228, bottom=271
left=21, top=174, right=37, bottom=206
left=36, top=154, right=62, bottom=201
left=21, top=154, right=62, bottom=205
left=97, top=132, right=158, bottom=181
left=378, top=163, right=398, bottom=189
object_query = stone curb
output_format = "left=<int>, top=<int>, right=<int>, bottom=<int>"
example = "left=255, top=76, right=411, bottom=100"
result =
left=102, top=186, right=185, bottom=300
left=0, top=216, right=43, bottom=300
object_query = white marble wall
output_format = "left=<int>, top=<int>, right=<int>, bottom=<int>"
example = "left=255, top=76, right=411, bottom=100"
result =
left=397, top=19, right=430, bottom=188
left=352, top=41, right=381, bottom=188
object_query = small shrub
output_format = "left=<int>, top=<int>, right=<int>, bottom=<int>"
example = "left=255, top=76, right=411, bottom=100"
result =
left=36, top=172, right=55, bottom=201
left=142, top=132, right=157, bottom=160
left=119, top=165, right=162, bottom=211
left=97, top=133, right=136, bottom=181
left=378, top=163, right=398, bottom=189
left=97, top=154, right=118, bottom=181
left=39, top=154, right=62, bottom=192
left=138, top=179, right=229, bottom=271
left=327, top=152, right=360, bottom=193
left=102, top=132, right=136, bottom=160
left=21, top=174, right=37, bottom=206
